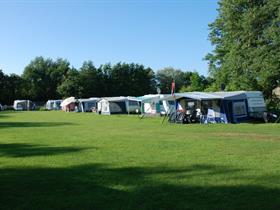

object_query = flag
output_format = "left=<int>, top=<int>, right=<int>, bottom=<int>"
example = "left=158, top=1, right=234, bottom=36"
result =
left=171, top=79, right=175, bottom=96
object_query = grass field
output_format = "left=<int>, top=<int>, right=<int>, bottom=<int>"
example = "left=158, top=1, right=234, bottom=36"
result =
left=0, top=111, right=280, bottom=210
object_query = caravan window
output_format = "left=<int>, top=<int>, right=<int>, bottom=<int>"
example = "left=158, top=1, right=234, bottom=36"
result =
left=17, top=103, right=23, bottom=109
left=129, top=101, right=139, bottom=106
left=168, top=101, right=175, bottom=105
left=233, top=101, right=247, bottom=116
left=86, top=102, right=96, bottom=109
left=187, top=101, right=195, bottom=109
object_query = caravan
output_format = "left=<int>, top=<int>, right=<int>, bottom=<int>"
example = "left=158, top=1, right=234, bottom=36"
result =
left=97, top=97, right=140, bottom=115
left=78, top=98, right=99, bottom=112
left=13, top=100, right=36, bottom=111
left=46, top=100, right=62, bottom=110
left=163, top=91, right=266, bottom=123
left=138, top=94, right=175, bottom=116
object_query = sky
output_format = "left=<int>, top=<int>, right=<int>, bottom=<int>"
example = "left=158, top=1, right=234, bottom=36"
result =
left=0, top=0, right=219, bottom=76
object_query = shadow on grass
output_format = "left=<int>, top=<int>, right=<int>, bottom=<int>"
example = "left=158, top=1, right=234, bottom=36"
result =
left=0, top=163, right=279, bottom=210
left=0, top=143, right=90, bottom=157
left=0, top=113, right=11, bottom=118
left=0, top=121, right=74, bottom=129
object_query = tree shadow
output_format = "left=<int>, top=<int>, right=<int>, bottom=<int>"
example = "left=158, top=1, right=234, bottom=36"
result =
left=0, top=122, right=74, bottom=129
left=0, top=143, right=90, bottom=157
left=0, top=113, right=11, bottom=118
left=0, top=163, right=279, bottom=210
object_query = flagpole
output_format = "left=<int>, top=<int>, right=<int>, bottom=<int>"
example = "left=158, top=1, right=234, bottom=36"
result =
left=171, top=77, right=176, bottom=122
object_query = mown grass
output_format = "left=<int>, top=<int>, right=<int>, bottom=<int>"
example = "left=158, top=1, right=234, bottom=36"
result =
left=0, top=111, right=280, bottom=210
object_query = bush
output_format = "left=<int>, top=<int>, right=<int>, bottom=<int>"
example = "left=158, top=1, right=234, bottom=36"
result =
left=3, top=106, right=14, bottom=111
left=267, top=96, right=280, bottom=115
left=39, top=107, right=48, bottom=111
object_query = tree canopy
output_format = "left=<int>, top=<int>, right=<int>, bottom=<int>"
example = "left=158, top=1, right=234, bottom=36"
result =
left=206, top=0, right=280, bottom=101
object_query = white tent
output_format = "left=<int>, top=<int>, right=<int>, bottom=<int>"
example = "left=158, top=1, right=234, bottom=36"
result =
left=61, top=97, right=76, bottom=111
left=61, top=97, right=76, bottom=107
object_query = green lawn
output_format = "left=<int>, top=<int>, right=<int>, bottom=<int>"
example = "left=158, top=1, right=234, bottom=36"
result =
left=0, top=111, right=280, bottom=210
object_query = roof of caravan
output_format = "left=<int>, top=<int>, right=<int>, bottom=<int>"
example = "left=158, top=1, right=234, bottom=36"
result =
left=137, top=94, right=163, bottom=101
left=163, top=92, right=223, bottom=100
left=162, top=91, right=249, bottom=101
left=78, top=98, right=100, bottom=102
left=99, top=96, right=140, bottom=102
left=47, top=99, right=62, bottom=102
left=211, top=91, right=247, bottom=99
left=137, top=94, right=174, bottom=102
left=14, top=100, right=32, bottom=103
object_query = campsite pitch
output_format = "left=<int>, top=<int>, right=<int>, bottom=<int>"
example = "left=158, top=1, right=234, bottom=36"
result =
left=0, top=111, right=280, bottom=210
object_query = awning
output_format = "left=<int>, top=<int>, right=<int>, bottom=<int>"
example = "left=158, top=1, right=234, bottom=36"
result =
left=61, top=97, right=76, bottom=107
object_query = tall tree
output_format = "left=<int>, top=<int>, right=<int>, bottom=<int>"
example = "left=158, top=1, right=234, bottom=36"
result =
left=0, top=70, right=7, bottom=104
left=156, top=67, right=187, bottom=93
left=179, top=72, right=210, bottom=92
left=107, top=62, right=156, bottom=96
left=0, top=70, right=26, bottom=105
left=57, top=68, right=83, bottom=98
left=206, top=0, right=280, bottom=100
left=79, top=61, right=100, bottom=97
left=22, top=57, right=69, bottom=101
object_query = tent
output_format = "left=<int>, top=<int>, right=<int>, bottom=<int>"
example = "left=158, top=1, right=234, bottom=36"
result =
left=46, top=100, right=62, bottom=110
left=61, top=97, right=76, bottom=112
left=137, top=94, right=175, bottom=116
left=13, top=100, right=36, bottom=111
left=162, top=91, right=266, bottom=123
left=97, top=96, right=140, bottom=115
left=77, top=98, right=100, bottom=112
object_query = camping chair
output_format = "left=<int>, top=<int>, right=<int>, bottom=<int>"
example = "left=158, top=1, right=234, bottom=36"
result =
left=175, top=111, right=186, bottom=124
left=206, top=109, right=216, bottom=124
left=200, top=115, right=206, bottom=124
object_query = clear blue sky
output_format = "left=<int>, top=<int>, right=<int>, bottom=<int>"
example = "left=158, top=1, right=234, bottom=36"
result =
left=0, top=0, right=218, bottom=76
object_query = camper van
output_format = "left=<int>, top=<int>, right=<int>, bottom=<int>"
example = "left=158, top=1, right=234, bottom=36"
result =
left=13, top=100, right=36, bottom=111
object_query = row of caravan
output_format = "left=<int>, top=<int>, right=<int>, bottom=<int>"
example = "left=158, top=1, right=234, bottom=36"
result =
left=12, top=91, right=268, bottom=123
left=44, top=95, right=175, bottom=115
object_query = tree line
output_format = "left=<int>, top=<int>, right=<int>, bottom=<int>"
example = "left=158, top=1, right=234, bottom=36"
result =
left=0, top=56, right=210, bottom=105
